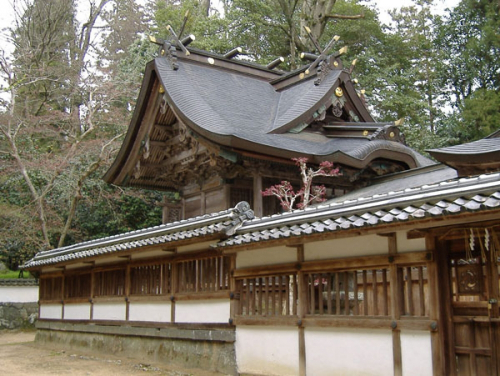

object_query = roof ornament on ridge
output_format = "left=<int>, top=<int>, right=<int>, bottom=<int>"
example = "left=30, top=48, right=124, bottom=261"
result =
left=148, top=10, right=194, bottom=71
left=300, top=27, right=347, bottom=86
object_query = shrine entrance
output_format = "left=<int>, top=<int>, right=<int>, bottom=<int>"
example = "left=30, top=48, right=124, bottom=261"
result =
left=439, top=227, right=500, bottom=375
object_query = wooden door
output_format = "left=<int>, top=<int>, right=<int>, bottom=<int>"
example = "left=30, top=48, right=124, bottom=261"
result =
left=446, top=233, right=500, bottom=376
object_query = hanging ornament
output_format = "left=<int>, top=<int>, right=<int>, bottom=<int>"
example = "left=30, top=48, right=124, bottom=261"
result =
left=485, top=228, right=490, bottom=251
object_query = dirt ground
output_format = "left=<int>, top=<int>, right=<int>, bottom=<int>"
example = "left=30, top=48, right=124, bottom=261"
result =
left=0, top=330, right=227, bottom=376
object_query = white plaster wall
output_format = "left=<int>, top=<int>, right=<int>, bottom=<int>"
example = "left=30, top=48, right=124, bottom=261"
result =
left=39, top=304, right=62, bottom=319
left=236, top=246, right=297, bottom=269
left=64, top=303, right=91, bottom=320
left=175, top=299, right=229, bottom=323
left=92, top=302, right=126, bottom=321
left=397, top=231, right=426, bottom=253
left=305, top=328, right=393, bottom=376
left=0, top=286, right=38, bottom=303
left=401, top=331, right=433, bottom=376
left=129, top=302, right=171, bottom=322
left=305, top=234, right=388, bottom=261
left=236, top=326, right=299, bottom=376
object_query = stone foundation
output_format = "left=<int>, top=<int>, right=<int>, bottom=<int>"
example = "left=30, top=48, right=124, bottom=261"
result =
left=35, top=321, right=237, bottom=375
left=0, top=302, right=38, bottom=329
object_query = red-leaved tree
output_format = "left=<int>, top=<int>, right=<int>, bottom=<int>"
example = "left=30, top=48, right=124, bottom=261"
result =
left=261, top=158, right=341, bottom=211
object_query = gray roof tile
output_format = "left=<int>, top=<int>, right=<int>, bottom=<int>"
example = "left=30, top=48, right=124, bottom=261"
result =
left=217, top=173, right=500, bottom=248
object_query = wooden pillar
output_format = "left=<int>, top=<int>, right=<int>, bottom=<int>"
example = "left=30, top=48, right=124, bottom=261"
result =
left=170, top=261, right=178, bottom=323
left=388, top=233, right=402, bottom=376
left=125, top=264, right=131, bottom=321
left=229, top=255, right=237, bottom=323
left=428, top=235, right=450, bottom=376
left=90, top=268, right=95, bottom=320
left=297, top=245, right=307, bottom=376
left=201, top=191, right=206, bottom=215
left=61, top=272, right=65, bottom=320
left=253, top=173, right=263, bottom=217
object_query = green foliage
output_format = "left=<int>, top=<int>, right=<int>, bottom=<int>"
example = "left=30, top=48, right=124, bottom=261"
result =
left=0, top=269, right=32, bottom=279
left=74, top=188, right=163, bottom=242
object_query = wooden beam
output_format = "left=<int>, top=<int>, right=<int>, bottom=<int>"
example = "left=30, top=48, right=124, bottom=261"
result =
left=253, top=173, right=263, bottom=218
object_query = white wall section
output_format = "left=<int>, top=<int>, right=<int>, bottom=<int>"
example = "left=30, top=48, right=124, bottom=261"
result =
left=92, top=302, right=126, bottom=321
left=305, top=328, right=394, bottom=376
left=236, top=326, right=299, bottom=376
left=129, top=302, right=171, bottom=322
left=175, top=299, right=229, bottom=323
left=64, top=303, right=91, bottom=320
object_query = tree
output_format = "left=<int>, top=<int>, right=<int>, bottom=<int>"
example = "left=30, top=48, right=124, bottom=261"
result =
left=0, top=0, right=152, bottom=266
left=262, top=158, right=340, bottom=211
left=436, top=0, right=500, bottom=143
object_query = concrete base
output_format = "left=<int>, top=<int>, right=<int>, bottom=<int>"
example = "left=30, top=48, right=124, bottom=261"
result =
left=35, top=321, right=237, bottom=375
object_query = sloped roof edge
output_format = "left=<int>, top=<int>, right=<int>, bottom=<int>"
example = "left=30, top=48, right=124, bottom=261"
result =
left=23, top=202, right=254, bottom=269
left=217, top=172, right=500, bottom=247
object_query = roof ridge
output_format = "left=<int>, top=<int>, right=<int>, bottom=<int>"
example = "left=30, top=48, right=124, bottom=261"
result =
left=26, top=202, right=254, bottom=267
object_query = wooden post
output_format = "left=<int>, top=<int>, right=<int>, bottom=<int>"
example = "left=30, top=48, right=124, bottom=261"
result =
left=428, top=235, right=448, bottom=376
left=61, top=273, right=65, bottom=320
left=388, top=233, right=402, bottom=376
left=90, top=268, right=95, bottom=320
left=229, top=255, right=237, bottom=323
left=253, top=173, right=263, bottom=218
left=170, top=261, right=178, bottom=323
left=297, top=245, right=307, bottom=376
left=125, top=264, right=131, bottom=321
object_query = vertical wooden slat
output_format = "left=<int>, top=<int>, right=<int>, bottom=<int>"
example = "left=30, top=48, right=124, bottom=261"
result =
left=250, top=278, right=255, bottom=315
left=383, top=268, right=389, bottom=317
left=264, top=276, right=269, bottom=316
left=307, top=274, right=312, bottom=315
left=335, top=272, right=341, bottom=315
left=293, top=274, right=298, bottom=316
left=372, top=269, right=378, bottom=316
left=344, top=272, right=349, bottom=315
left=406, top=267, right=414, bottom=316
left=285, top=275, right=295, bottom=316
left=318, top=274, right=323, bottom=315
left=418, top=266, right=425, bottom=316
left=244, top=278, right=250, bottom=315
left=353, top=271, right=359, bottom=316
left=327, top=273, right=332, bottom=315
left=278, top=276, right=284, bottom=316
left=271, top=276, right=276, bottom=315
left=362, top=270, right=368, bottom=316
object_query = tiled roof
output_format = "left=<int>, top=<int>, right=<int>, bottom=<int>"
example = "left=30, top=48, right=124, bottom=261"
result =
left=428, top=138, right=500, bottom=157
left=23, top=202, right=254, bottom=269
left=0, top=279, right=38, bottom=286
left=217, top=173, right=500, bottom=247
left=155, top=57, right=432, bottom=167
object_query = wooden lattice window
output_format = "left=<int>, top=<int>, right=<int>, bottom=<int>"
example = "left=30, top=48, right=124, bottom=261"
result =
left=305, top=269, right=391, bottom=316
left=236, top=274, right=298, bottom=317
left=64, top=272, right=91, bottom=299
left=399, top=265, right=429, bottom=317
left=177, top=256, right=230, bottom=293
left=39, top=276, right=63, bottom=300
left=130, top=262, right=171, bottom=295
left=93, top=268, right=125, bottom=297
